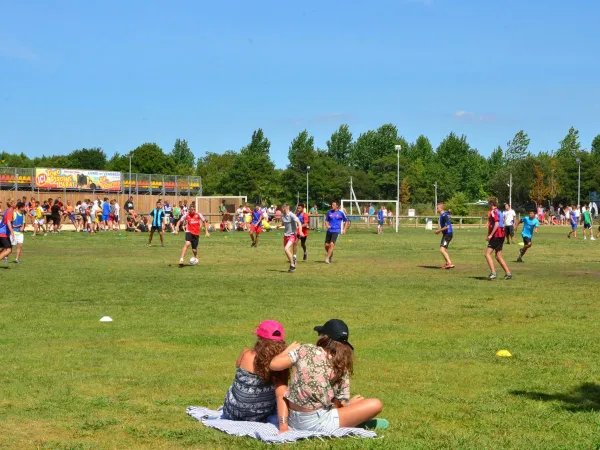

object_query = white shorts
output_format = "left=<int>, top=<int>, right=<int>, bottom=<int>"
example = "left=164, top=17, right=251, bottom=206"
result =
left=35, top=219, right=45, bottom=225
left=11, top=233, right=24, bottom=245
left=288, top=408, right=340, bottom=432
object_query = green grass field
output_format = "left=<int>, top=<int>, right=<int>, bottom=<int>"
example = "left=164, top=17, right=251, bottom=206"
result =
left=1, top=225, right=600, bottom=449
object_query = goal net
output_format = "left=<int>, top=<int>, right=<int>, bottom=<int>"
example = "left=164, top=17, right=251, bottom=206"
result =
left=340, top=199, right=399, bottom=232
left=195, top=195, right=247, bottom=228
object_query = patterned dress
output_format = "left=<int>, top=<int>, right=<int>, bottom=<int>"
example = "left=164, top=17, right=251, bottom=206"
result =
left=222, top=367, right=276, bottom=422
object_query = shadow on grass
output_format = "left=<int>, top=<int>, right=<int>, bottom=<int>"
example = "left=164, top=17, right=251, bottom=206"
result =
left=266, top=269, right=293, bottom=273
left=511, top=382, right=600, bottom=412
left=468, top=276, right=490, bottom=281
left=419, top=265, right=442, bottom=270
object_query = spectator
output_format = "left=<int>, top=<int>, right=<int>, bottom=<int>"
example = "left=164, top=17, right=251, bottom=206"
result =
left=124, top=196, right=137, bottom=219
left=113, top=199, right=120, bottom=230
left=65, top=200, right=79, bottom=232
left=50, top=200, right=61, bottom=233
left=136, top=216, right=149, bottom=232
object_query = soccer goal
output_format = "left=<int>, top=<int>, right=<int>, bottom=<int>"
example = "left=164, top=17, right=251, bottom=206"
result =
left=340, top=178, right=399, bottom=232
left=195, top=195, right=247, bottom=226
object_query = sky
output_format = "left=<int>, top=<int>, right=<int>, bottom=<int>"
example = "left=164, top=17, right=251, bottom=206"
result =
left=1, top=0, right=599, bottom=169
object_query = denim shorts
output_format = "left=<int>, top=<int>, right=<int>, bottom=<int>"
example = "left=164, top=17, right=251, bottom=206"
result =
left=289, top=408, right=340, bottom=432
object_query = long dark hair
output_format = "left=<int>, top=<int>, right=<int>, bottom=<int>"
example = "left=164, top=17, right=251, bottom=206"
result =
left=316, top=335, right=353, bottom=384
left=253, top=337, right=289, bottom=384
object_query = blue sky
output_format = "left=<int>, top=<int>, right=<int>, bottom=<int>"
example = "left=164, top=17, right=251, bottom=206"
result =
left=1, top=0, right=599, bottom=168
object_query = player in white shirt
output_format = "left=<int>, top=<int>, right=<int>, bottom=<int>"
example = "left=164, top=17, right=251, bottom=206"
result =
left=503, top=204, right=517, bottom=244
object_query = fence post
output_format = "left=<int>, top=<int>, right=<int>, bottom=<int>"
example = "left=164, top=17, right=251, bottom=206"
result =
left=460, top=217, right=463, bottom=229
left=13, top=167, right=18, bottom=190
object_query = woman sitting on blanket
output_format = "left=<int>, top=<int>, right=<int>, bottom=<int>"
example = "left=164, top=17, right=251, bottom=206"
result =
left=222, top=320, right=290, bottom=432
left=270, top=319, right=387, bottom=432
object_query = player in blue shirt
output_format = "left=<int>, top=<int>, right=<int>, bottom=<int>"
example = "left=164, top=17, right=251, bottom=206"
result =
left=567, top=206, right=578, bottom=239
left=435, top=202, right=455, bottom=269
left=249, top=204, right=263, bottom=248
left=148, top=200, right=166, bottom=246
left=324, top=201, right=348, bottom=264
left=515, top=209, right=540, bottom=262
left=377, top=205, right=385, bottom=234
left=102, top=197, right=111, bottom=231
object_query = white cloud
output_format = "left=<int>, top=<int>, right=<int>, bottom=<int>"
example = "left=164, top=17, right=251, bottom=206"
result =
left=452, top=110, right=497, bottom=123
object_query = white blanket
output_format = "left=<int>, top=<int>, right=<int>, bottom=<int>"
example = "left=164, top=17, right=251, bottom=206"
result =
left=186, top=406, right=378, bottom=444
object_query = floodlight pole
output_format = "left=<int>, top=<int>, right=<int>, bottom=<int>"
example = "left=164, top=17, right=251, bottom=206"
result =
left=128, top=153, right=133, bottom=197
left=395, top=144, right=401, bottom=233
left=434, top=182, right=438, bottom=210
left=507, top=172, right=513, bottom=207
left=576, top=158, right=581, bottom=208
left=306, top=166, right=310, bottom=207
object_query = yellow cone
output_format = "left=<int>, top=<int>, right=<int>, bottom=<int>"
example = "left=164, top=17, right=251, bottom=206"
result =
left=496, top=350, right=512, bottom=357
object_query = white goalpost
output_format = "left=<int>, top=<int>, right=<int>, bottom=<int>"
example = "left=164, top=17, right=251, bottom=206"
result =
left=341, top=178, right=399, bottom=233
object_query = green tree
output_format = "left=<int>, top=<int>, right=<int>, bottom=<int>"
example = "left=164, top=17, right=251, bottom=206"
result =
left=488, top=146, right=505, bottom=172
left=170, top=139, right=195, bottom=169
left=129, top=143, right=176, bottom=175
left=445, top=192, right=470, bottom=216
left=326, top=124, right=353, bottom=165
left=350, top=124, right=406, bottom=172
left=196, top=151, right=238, bottom=195
left=245, top=129, right=271, bottom=156
left=505, top=130, right=530, bottom=162
left=399, top=178, right=410, bottom=206
left=591, top=134, right=600, bottom=161
left=284, top=130, right=316, bottom=203
left=556, top=126, right=581, bottom=158
left=530, top=164, right=549, bottom=206
left=68, top=148, right=107, bottom=170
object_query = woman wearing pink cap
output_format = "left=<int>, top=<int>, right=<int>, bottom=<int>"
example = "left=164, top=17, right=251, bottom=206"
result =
left=222, top=320, right=291, bottom=432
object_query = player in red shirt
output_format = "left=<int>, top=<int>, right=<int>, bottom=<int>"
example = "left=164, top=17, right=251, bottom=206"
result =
left=485, top=197, right=512, bottom=280
left=0, top=198, right=16, bottom=262
left=175, top=203, right=210, bottom=266
left=293, top=203, right=310, bottom=264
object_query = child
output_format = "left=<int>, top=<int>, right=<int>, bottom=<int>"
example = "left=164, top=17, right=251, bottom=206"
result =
left=10, top=202, right=26, bottom=263
left=515, top=209, right=540, bottom=262
left=435, top=202, right=454, bottom=269
left=222, top=320, right=289, bottom=432
left=485, top=197, right=512, bottom=280
left=567, top=205, right=578, bottom=239
left=270, top=319, right=387, bottom=432
left=32, top=201, right=46, bottom=236
left=377, top=205, right=384, bottom=234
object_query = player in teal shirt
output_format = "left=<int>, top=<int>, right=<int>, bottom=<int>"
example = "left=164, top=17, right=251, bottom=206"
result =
left=515, top=209, right=540, bottom=263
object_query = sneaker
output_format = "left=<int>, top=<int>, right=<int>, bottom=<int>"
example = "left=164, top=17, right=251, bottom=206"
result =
left=325, top=258, right=330, bottom=264
left=446, top=264, right=455, bottom=269
left=592, top=236, right=596, bottom=241
left=487, top=272, right=497, bottom=281
left=288, top=266, right=296, bottom=272
left=584, top=236, right=587, bottom=240
left=303, top=252, right=307, bottom=261
left=358, top=418, right=389, bottom=430
left=179, top=258, right=184, bottom=267
left=516, top=257, right=523, bottom=263
left=441, top=264, right=450, bottom=270
left=13, top=260, right=19, bottom=264
left=161, top=243, right=165, bottom=247
left=504, top=273, right=514, bottom=280
left=293, top=255, right=297, bottom=265
left=251, top=242, right=256, bottom=248
left=3, top=257, right=7, bottom=263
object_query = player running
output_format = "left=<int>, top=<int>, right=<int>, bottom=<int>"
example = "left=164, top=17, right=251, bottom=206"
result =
left=281, top=203, right=304, bottom=272
left=324, top=201, right=348, bottom=264
left=582, top=205, right=594, bottom=240
left=515, top=209, right=540, bottom=263
left=175, top=203, right=210, bottom=266
left=435, top=202, right=454, bottom=269
left=249, top=204, right=263, bottom=247
left=377, top=205, right=385, bottom=234
left=567, top=206, right=578, bottom=239
left=485, top=197, right=513, bottom=280
left=0, top=198, right=15, bottom=263
left=293, top=203, right=309, bottom=263
left=148, top=200, right=166, bottom=247
left=10, top=202, right=26, bottom=263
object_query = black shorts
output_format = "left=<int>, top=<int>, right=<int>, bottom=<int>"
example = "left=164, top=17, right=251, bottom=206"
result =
left=51, top=215, right=61, bottom=225
left=504, top=225, right=514, bottom=236
left=325, top=231, right=339, bottom=244
left=523, top=236, right=532, bottom=245
left=298, top=235, right=307, bottom=244
left=440, top=233, right=453, bottom=249
left=186, top=232, right=199, bottom=250
left=151, top=225, right=162, bottom=232
left=487, top=237, right=504, bottom=251
left=0, top=236, right=12, bottom=250
left=584, top=223, right=592, bottom=229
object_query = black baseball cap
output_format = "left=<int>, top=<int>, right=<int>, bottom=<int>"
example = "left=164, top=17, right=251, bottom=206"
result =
left=314, top=319, right=353, bottom=350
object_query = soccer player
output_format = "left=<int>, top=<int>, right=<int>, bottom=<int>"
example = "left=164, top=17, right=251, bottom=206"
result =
left=485, top=197, right=513, bottom=280
left=249, top=204, right=263, bottom=247
left=435, top=202, right=454, bottom=269
left=281, top=203, right=304, bottom=272
left=148, top=200, right=166, bottom=246
left=503, top=203, right=517, bottom=244
left=567, top=205, right=578, bottom=239
left=515, top=209, right=540, bottom=263
left=0, top=198, right=15, bottom=263
left=582, top=205, right=594, bottom=240
left=324, top=201, right=348, bottom=264
left=175, top=203, right=210, bottom=266
left=293, top=203, right=309, bottom=263
left=10, top=201, right=26, bottom=263
left=377, top=205, right=385, bottom=234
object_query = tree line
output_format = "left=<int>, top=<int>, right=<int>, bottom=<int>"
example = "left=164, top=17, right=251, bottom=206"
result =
left=2, top=126, right=600, bottom=211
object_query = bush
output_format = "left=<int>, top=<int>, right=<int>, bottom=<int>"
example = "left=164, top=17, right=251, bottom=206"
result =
left=446, top=192, right=470, bottom=217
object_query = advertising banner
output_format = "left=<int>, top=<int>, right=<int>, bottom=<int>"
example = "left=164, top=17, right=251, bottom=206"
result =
left=35, top=168, right=122, bottom=191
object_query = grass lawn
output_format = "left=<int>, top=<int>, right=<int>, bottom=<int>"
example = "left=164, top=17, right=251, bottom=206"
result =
left=1, top=224, right=600, bottom=449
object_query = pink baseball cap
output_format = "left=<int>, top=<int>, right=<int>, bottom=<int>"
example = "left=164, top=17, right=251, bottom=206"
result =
left=253, top=320, right=285, bottom=341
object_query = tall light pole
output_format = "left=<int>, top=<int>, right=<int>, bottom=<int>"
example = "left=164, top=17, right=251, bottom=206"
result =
left=128, top=153, right=133, bottom=197
left=394, top=144, right=401, bottom=233
left=576, top=157, right=581, bottom=208
left=434, top=182, right=438, bottom=210
left=507, top=172, right=513, bottom=207
left=306, top=166, right=310, bottom=207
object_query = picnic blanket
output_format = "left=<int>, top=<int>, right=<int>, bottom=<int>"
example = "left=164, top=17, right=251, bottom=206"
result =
left=186, top=406, right=378, bottom=444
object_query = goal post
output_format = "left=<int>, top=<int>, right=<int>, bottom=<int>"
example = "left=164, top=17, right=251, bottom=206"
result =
left=340, top=199, right=399, bottom=233
left=195, top=195, right=247, bottom=225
